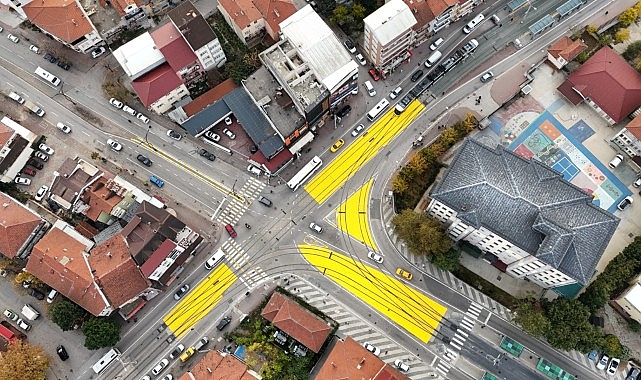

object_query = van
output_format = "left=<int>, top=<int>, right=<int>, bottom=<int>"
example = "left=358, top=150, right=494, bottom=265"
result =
left=364, top=80, right=376, bottom=97
left=34, top=66, right=61, bottom=86
left=247, top=164, right=262, bottom=176
left=21, top=304, right=40, bottom=320
left=424, top=50, right=442, bottom=68
left=204, top=248, right=225, bottom=270
left=463, top=13, right=485, bottom=34
left=8, top=91, right=25, bottom=104
left=46, top=289, right=58, bottom=304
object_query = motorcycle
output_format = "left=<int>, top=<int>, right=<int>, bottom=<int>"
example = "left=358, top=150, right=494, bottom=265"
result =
left=245, top=223, right=251, bottom=229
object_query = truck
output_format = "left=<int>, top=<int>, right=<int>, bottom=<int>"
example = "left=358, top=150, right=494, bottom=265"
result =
left=21, top=304, right=39, bottom=320
left=23, top=100, right=45, bottom=117
left=8, top=91, right=25, bottom=104
left=0, top=320, right=26, bottom=351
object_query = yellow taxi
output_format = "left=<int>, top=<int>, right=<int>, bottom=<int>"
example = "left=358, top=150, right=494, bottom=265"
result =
left=396, top=267, right=413, bottom=281
left=330, top=139, right=345, bottom=153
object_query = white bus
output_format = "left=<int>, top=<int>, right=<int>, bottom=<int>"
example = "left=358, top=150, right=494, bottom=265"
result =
left=367, top=98, right=390, bottom=122
left=34, top=66, right=61, bottom=86
left=91, top=347, right=121, bottom=374
left=287, top=155, right=322, bottom=191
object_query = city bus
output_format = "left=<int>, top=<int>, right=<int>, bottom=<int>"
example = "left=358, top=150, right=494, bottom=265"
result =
left=367, top=98, right=390, bottom=122
left=91, top=347, right=121, bottom=374
left=287, top=155, right=322, bottom=191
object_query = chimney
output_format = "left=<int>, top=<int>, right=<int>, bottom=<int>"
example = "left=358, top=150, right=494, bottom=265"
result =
left=72, top=19, right=78, bottom=26
left=107, top=252, right=112, bottom=258
left=2, top=203, right=8, bottom=208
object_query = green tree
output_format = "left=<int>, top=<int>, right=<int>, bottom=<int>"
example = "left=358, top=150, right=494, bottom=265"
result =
left=623, top=40, right=641, bottom=60
left=586, top=25, right=598, bottom=36
left=615, top=28, right=631, bottom=43
left=330, top=5, right=351, bottom=26
left=0, top=340, right=50, bottom=380
left=50, top=299, right=86, bottom=331
left=577, top=282, right=610, bottom=313
left=82, top=317, right=120, bottom=350
left=430, top=249, right=460, bottom=271
left=619, top=8, right=639, bottom=27
left=628, top=319, right=641, bottom=332
left=392, top=210, right=451, bottom=257
left=512, top=300, right=550, bottom=338
left=352, top=3, right=366, bottom=20
left=544, top=298, right=600, bottom=352
left=600, top=334, right=623, bottom=357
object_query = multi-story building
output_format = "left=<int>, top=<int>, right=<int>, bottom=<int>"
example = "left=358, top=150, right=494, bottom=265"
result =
left=427, top=139, right=619, bottom=289
left=0, top=116, right=39, bottom=184
left=612, top=113, right=641, bottom=159
left=363, top=0, right=417, bottom=72
left=613, top=272, right=641, bottom=325
left=217, top=0, right=297, bottom=47
left=0, top=193, right=47, bottom=260
left=401, top=0, right=458, bottom=46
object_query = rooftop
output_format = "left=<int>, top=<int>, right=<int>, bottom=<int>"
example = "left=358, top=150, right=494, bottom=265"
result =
left=179, top=350, right=260, bottom=380
left=0, top=193, right=43, bottom=259
left=112, top=32, right=166, bottom=80
left=50, top=157, right=104, bottom=210
left=364, top=0, right=417, bottom=46
left=131, top=63, right=184, bottom=107
left=168, top=1, right=217, bottom=51
left=151, top=22, right=198, bottom=72
left=23, top=0, right=95, bottom=44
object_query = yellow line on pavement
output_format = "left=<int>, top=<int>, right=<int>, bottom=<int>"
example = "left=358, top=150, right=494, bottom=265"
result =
left=300, top=244, right=446, bottom=343
left=131, top=138, right=244, bottom=203
left=163, top=264, right=237, bottom=338
left=336, top=178, right=376, bottom=250
left=305, top=100, right=424, bottom=204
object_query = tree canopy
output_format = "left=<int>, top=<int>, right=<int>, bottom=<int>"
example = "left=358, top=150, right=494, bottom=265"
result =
left=544, top=298, right=600, bottom=353
left=0, top=340, right=49, bottom=380
left=82, top=317, right=121, bottom=350
left=513, top=299, right=550, bottom=339
left=392, top=209, right=452, bottom=257
left=50, top=299, right=86, bottom=331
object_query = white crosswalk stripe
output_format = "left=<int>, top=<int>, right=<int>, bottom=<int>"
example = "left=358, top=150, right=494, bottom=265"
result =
left=221, top=240, right=267, bottom=289
left=216, top=178, right=265, bottom=226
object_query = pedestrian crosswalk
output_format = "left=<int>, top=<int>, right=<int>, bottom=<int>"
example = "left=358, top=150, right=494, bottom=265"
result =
left=435, top=303, right=482, bottom=376
left=216, top=177, right=265, bottom=226
left=281, top=276, right=440, bottom=379
left=221, top=239, right=268, bottom=290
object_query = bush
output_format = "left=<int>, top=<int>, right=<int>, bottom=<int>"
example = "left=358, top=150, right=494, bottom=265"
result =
left=619, top=8, right=639, bottom=27
left=629, top=319, right=641, bottom=332
left=623, top=40, right=641, bottom=60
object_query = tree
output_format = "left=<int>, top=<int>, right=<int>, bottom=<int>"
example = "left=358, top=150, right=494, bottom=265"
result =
left=392, top=210, right=451, bottom=257
left=50, top=299, right=87, bottom=331
left=577, top=282, right=610, bottom=313
left=330, top=5, right=351, bottom=26
left=391, top=176, right=408, bottom=193
left=0, top=340, right=50, bottom=380
left=544, top=298, right=600, bottom=352
left=615, top=28, right=631, bottom=44
left=512, top=300, right=550, bottom=338
left=430, top=249, right=460, bottom=271
left=600, top=334, right=623, bottom=357
left=82, top=317, right=120, bottom=350
left=586, top=25, right=598, bottom=36
left=619, top=8, right=639, bottom=27
left=623, top=40, right=641, bottom=60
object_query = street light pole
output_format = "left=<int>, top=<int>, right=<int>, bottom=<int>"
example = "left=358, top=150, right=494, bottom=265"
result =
left=145, top=126, right=152, bottom=143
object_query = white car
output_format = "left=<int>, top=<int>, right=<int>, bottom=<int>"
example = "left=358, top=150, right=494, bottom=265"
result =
left=34, top=151, right=48, bottom=161
left=205, top=131, right=220, bottom=142
left=106, top=139, right=122, bottom=151
left=223, top=128, right=236, bottom=139
left=166, top=130, right=182, bottom=141
left=29, top=45, right=40, bottom=54
left=309, top=222, right=323, bottom=234
left=430, top=37, right=444, bottom=51
left=224, top=116, right=232, bottom=125
left=56, top=122, right=72, bottom=134
left=389, top=86, right=402, bottom=99
left=351, top=124, right=365, bottom=137
left=7, top=33, right=19, bottom=43
left=608, top=154, right=623, bottom=169
left=16, top=318, right=31, bottom=331
left=35, top=185, right=48, bottom=201
left=363, top=342, right=380, bottom=356
left=91, top=46, right=106, bottom=58
left=607, top=357, right=620, bottom=375
left=122, top=105, right=137, bottom=116
left=355, top=53, right=367, bottom=66
left=367, top=251, right=383, bottom=264
left=480, top=71, right=494, bottom=83
left=151, top=358, right=169, bottom=375
left=137, top=113, right=150, bottom=124
left=596, top=355, right=609, bottom=370
left=15, top=177, right=31, bottom=186
left=39, top=143, right=54, bottom=155
left=394, top=359, right=409, bottom=372
left=634, top=177, right=641, bottom=188
left=109, top=98, right=123, bottom=109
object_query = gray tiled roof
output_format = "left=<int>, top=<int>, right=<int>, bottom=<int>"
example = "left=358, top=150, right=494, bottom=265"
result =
left=431, top=139, right=619, bottom=285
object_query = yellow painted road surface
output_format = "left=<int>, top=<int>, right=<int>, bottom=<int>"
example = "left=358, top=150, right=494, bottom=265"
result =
left=300, top=244, right=446, bottom=343
left=163, top=264, right=237, bottom=338
left=305, top=100, right=424, bottom=204
left=336, top=179, right=376, bottom=250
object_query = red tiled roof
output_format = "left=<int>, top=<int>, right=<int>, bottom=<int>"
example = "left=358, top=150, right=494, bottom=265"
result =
left=218, top=0, right=262, bottom=29
left=131, top=63, right=183, bottom=107
left=557, top=47, right=641, bottom=123
left=426, top=0, right=457, bottom=17
left=106, top=0, right=138, bottom=16
left=151, top=22, right=198, bottom=73
left=0, top=122, right=13, bottom=147
left=179, top=351, right=259, bottom=380
left=23, top=0, right=94, bottom=44
left=625, top=113, right=641, bottom=140
left=139, top=238, right=176, bottom=277
left=183, top=78, right=237, bottom=116
left=261, top=292, right=331, bottom=352
left=313, top=336, right=409, bottom=380
left=89, top=235, right=150, bottom=308
left=26, top=228, right=109, bottom=316
left=81, top=176, right=122, bottom=222
left=0, top=193, right=42, bottom=259
left=253, top=0, right=296, bottom=38
left=548, top=36, right=587, bottom=62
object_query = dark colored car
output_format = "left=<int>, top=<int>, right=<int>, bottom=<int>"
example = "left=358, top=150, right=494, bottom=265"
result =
left=626, top=367, right=641, bottom=380
left=225, top=224, right=237, bottom=238
left=250, top=145, right=258, bottom=154
left=258, top=196, right=272, bottom=207
left=22, top=167, right=37, bottom=176
left=136, top=154, right=152, bottom=167
left=30, top=289, right=45, bottom=300
left=336, top=105, right=351, bottom=118
left=198, top=148, right=215, bottom=161
left=43, top=52, right=58, bottom=63
left=411, top=70, right=424, bottom=82
left=56, top=345, right=69, bottom=361
left=27, top=159, right=44, bottom=170
left=47, top=198, right=61, bottom=212
left=216, top=316, right=232, bottom=331
left=173, top=284, right=190, bottom=301
left=56, top=61, right=71, bottom=70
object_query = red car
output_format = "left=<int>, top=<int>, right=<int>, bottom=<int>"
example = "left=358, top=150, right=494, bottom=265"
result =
left=368, top=68, right=380, bottom=81
left=225, top=224, right=237, bottom=238
left=22, top=167, right=37, bottom=176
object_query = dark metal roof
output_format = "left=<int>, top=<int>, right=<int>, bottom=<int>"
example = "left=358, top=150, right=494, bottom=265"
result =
left=167, top=1, right=215, bottom=50
left=181, top=100, right=230, bottom=136
left=430, top=139, right=619, bottom=285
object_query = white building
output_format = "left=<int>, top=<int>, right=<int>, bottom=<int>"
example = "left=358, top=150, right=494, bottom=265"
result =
left=614, top=274, right=641, bottom=324
left=363, top=0, right=417, bottom=71
left=427, top=139, right=619, bottom=289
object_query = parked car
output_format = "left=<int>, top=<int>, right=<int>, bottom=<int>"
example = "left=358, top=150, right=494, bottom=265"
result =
left=29, top=45, right=40, bottom=54
left=169, top=344, right=185, bottom=359
left=389, top=86, right=403, bottom=99
left=91, top=46, right=106, bottom=59
left=30, top=289, right=45, bottom=300
left=136, top=154, right=152, bottom=167
left=3, top=309, right=18, bottom=322
left=596, top=354, right=610, bottom=370
left=122, top=105, right=137, bottom=116
left=367, top=251, right=383, bottom=264
left=480, top=71, right=494, bottom=83
left=173, top=284, right=190, bottom=301
left=205, top=131, right=220, bottom=142
left=351, top=124, right=365, bottom=137
left=343, top=39, right=356, bottom=54
left=216, top=316, right=231, bottom=331
left=107, top=139, right=122, bottom=151
left=363, top=342, right=380, bottom=356
left=150, top=176, right=164, bottom=188
left=38, top=143, right=54, bottom=155
left=46, top=289, right=58, bottom=303
left=27, top=159, right=44, bottom=169
left=56, top=61, right=71, bottom=71
left=368, top=68, right=380, bottom=81
left=330, top=139, right=345, bottom=153
left=336, top=105, right=351, bottom=118
left=15, top=177, right=31, bottom=186
left=109, top=98, right=123, bottom=109
left=167, top=130, right=182, bottom=141
left=607, top=358, right=620, bottom=375
left=151, top=358, right=169, bottom=375
left=43, top=53, right=57, bottom=63
left=56, top=345, right=69, bottom=361
left=355, top=53, right=367, bottom=65
left=22, top=167, right=36, bottom=176
left=137, top=113, right=150, bottom=124
left=626, top=367, right=641, bottom=380
left=430, top=37, right=444, bottom=51
left=16, top=319, right=31, bottom=331
left=225, top=224, right=237, bottom=238
left=309, top=222, right=323, bottom=234
left=617, top=196, right=633, bottom=211
left=587, top=349, right=600, bottom=362
left=394, top=359, right=410, bottom=372
left=7, top=33, right=19, bottom=43
left=35, top=185, right=48, bottom=201
left=224, top=116, right=233, bottom=125
left=608, top=154, right=623, bottom=169
left=56, top=122, right=72, bottom=133
left=634, top=177, right=641, bottom=188
left=223, top=128, right=236, bottom=139
left=396, top=267, right=413, bottom=280
left=411, top=70, right=424, bottom=82
left=198, top=148, right=215, bottom=161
